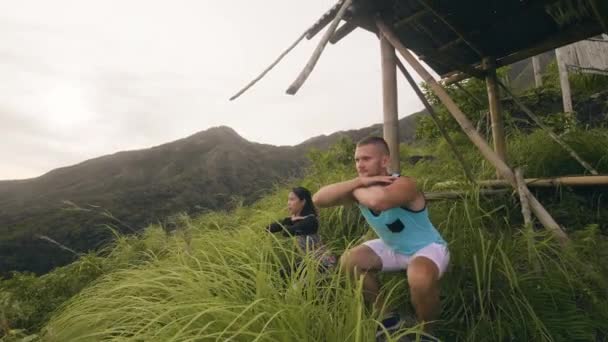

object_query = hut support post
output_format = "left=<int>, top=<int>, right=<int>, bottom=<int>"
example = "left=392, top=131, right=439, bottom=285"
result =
left=483, top=57, right=507, bottom=178
left=532, top=56, right=543, bottom=87
left=376, top=19, right=569, bottom=245
left=555, top=47, right=574, bottom=113
left=380, top=35, right=400, bottom=174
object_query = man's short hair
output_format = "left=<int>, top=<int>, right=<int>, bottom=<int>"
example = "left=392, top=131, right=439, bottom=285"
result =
left=356, top=136, right=390, bottom=155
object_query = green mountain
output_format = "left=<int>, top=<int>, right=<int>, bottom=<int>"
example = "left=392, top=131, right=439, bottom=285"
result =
left=0, top=112, right=426, bottom=275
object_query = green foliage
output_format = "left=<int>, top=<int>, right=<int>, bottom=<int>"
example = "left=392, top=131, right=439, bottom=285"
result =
left=543, top=60, right=608, bottom=99
left=508, top=129, right=608, bottom=177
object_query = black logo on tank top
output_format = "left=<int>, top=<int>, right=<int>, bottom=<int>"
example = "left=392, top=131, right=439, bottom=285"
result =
left=386, top=219, right=405, bottom=233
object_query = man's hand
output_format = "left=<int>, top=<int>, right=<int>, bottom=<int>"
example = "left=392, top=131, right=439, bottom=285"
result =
left=353, top=177, right=418, bottom=212
left=358, top=175, right=397, bottom=187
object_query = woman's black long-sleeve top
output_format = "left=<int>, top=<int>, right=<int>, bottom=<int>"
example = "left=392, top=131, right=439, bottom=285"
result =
left=266, top=215, right=318, bottom=237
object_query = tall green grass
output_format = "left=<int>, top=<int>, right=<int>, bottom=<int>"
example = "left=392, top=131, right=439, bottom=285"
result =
left=2, top=129, right=608, bottom=341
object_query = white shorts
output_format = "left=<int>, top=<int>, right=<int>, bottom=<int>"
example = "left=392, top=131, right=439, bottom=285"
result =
left=363, top=239, right=450, bottom=277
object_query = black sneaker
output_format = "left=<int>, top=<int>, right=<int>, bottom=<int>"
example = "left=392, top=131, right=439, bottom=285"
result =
left=376, top=313, right=403, bottom=340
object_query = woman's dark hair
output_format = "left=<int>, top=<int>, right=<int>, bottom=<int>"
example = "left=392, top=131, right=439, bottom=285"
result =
left=291, top=186, right=317, bottom=216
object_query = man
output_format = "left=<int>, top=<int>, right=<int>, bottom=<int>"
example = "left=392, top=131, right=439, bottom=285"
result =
left=312, top=136, right=449, bottom=340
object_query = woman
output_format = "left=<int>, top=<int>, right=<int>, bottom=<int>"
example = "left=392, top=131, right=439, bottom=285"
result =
left=267, top=187, right=336, bottom=271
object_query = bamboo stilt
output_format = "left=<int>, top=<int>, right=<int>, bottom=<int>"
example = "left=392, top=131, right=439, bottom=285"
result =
left=396, top=58, right=476, bottom=184
left=286, top=0, right=353, bottom=95
left=497, top=81, right=599, bottom=175
left=376, top=19, right=569, bottom=245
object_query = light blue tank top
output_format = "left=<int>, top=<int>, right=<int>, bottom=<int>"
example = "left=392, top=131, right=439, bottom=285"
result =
left=358, top=203, right=446, bottom=256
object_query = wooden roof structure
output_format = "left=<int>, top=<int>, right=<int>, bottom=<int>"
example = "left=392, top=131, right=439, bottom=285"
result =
left=313, top=0, right=607, bottom=84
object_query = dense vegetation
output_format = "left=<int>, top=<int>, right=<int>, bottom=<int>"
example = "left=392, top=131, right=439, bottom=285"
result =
left=1, top=64, right=607, bottom=341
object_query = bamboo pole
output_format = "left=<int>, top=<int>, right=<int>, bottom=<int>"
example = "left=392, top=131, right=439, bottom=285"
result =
left=515, top=169, right=532, bottom=227
left=425, top=188, right=509, bottom=201
left=497, top=81, right=599, bottom=175
left=395, top=58, right=476, bottom=184
left=330, top=22, right=357, bottom=44
left=477, top=175, right=608, bottom=188
left=381, top=35, right=400, bottom=174
left=376, top=19, right=569, bottom=245
left=483, top=57, right=507, bottom=178
left=229, top=31, right=308, bottom=101
left=286, top=0, right=353, bottom=95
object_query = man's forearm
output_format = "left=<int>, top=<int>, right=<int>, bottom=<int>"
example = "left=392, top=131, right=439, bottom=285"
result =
left=352, top=186, right=387, bottom=211
left=312, top=178, right=362, bottom=208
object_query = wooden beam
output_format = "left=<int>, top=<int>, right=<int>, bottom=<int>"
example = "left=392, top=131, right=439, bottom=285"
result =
left=416, top=0, right=483, bottom=57
left=497, top=81, right=599, bottom=175
left=418, top=50, right=486, bottom=79
left=438, top=37, right=464, bottom=52
left=376, top=19, right=569, bottom=245
left=396, top=58, right=476, bottom=184
left=477, top=175, right=608, bottom=188
left=230, top=31, right=308, bottom=101
left=381, top=35, right=400, bottom=174
left=395, top=8, right=429, bottom=28
left=483, top=57, right=507, bottom=178
left=286, top=0, right=353, bottom=95
left=330, top=21, right=357, bottom=44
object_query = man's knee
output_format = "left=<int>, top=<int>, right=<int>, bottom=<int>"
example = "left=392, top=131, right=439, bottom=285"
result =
left=340, top=245, right=381, bottom=274
left=407, top=257, right=439, bottom=292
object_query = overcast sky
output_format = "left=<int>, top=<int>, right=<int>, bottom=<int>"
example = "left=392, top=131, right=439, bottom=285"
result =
left=0, top=0, right=429, bottom=180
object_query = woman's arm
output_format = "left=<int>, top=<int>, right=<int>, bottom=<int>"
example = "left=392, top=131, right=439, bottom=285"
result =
left=266, top=217, right=292, bottom=233
left=284, top=215, right=318, bottom=236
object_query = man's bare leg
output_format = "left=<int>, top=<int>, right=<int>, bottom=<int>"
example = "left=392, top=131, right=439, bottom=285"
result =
left=407, top=256, right=441, bottom=332
left=340, top=244, right=386, bottom=313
